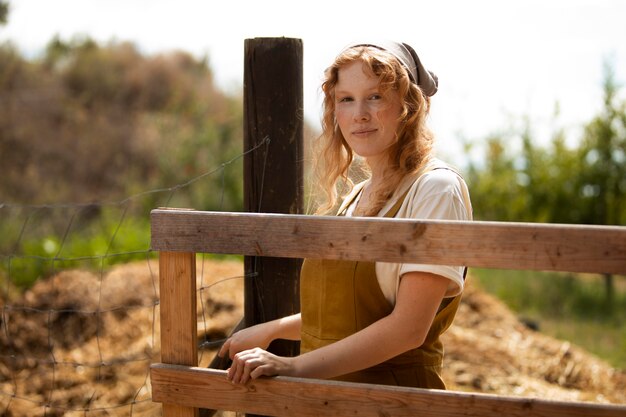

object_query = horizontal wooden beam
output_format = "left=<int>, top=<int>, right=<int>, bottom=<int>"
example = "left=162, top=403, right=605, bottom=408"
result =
left=150, top=364, right=626, bottom=417
left=151, top=210, right=626, bottom=274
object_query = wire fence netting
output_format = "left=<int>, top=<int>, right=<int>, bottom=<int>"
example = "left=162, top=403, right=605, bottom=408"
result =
left=0, top=139, right=272, bottom=417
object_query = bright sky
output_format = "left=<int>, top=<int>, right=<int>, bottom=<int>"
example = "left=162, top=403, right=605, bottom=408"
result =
left=2, top=0, right=625, bottom=166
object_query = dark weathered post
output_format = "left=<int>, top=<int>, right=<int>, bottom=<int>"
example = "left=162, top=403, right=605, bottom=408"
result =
left=243, top=38, right=304, bottom=357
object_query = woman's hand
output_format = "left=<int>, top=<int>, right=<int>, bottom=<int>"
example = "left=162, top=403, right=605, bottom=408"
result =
left=218, top=322, right=274, bottom=360
left=227, top=348, right=296, bottom=384
left=218, top=314, right=302, bottom=360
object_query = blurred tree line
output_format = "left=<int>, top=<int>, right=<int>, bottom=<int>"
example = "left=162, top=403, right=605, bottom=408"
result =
left=0, top=36, right=244, bottom=211
left=466, top=62, right=625, bottom=227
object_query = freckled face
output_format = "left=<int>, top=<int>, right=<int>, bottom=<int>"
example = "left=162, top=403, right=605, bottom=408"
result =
left=334, top=61, right=403, bottom=167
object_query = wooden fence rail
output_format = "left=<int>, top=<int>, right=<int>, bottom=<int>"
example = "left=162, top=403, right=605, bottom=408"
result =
left=150, top=209, right=626, bottom=417
left=150, top=365, right=624, bottom=417
left=151, top=210, right=626, bottom=273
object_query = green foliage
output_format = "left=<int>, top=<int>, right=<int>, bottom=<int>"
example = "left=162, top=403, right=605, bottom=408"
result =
left=0, top=205, right=154, bottom=289
left=465, top=134, right=528, bottom=221
left=467, top=62, right=626, bottom=226
left=577, top=62, right=626, bottom=226
left=0, top=1, right=8, bottom=25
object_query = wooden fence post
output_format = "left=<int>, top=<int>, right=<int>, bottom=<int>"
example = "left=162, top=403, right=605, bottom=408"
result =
left=159, top=251, right=198, bottom=417
left=243, top=37, right=304, bottom=358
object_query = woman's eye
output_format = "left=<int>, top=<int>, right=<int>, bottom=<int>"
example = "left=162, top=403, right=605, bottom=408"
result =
left=369, top=94, right=382, bottom=100
left=338, top=96, right=353, bottom=103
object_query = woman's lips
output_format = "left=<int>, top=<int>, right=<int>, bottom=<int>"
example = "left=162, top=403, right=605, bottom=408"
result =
left=352, top=128, right=377, bottom=135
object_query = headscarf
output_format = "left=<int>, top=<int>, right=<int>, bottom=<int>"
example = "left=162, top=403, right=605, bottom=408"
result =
left=346, top=40, right=439, bottom=97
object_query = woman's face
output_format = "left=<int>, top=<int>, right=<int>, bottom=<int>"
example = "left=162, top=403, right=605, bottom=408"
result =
left=334, top=60, right=403, bottom=170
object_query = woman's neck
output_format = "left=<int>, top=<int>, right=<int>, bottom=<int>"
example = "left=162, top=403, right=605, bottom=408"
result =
left=355, top=158, right=388, bottom=216
left=365, top=155, right=388, bottom=186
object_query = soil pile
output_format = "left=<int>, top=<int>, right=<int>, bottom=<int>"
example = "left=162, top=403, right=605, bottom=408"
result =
left=441, top=283, right=626, bottom=403
left=1, top=260, right=624, bottom=416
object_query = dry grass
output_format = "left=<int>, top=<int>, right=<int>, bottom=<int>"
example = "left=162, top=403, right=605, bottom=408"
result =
left=1, top=259, right=624, bottom=416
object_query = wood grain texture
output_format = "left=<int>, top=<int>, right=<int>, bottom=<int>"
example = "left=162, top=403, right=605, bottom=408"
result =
left=150, top=364, right=626, bottom=417
left=151, top=210, right=626, bottom=274
left=243, top=37, right=303, bottom=215
left=158, top=252, right=198, bottom=417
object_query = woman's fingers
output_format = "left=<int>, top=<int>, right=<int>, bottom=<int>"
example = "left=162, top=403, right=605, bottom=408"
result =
left=228, top=353, right=245, bottom=383
left=228, top=348, right=260, bottom=384
left=226, top=348, right=285, bottom=384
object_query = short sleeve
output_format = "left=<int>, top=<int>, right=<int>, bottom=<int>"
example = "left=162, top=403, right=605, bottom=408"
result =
left=376, top=166, right=472, bottom=304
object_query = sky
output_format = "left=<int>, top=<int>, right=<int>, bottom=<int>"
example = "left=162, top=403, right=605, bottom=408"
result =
left=2, top=0, right=626, bottom=166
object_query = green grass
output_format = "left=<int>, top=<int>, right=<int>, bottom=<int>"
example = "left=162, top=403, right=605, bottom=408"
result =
left=0, top=209, right=244, bottom=292
left=471, top=268, right=626, bottom=369
left=1, top=209, right=155, bottom=289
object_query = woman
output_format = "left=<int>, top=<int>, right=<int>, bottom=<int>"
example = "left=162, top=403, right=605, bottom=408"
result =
left=218, top=40, right=472, bottom=389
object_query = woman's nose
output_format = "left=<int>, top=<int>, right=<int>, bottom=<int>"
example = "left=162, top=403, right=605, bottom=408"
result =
left=353, top=102, right=370, bottom=122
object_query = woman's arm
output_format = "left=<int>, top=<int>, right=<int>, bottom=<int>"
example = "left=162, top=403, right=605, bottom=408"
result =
left=218, top=313, right=301, bottom=359
left=226, top=272, right=448, bottom=384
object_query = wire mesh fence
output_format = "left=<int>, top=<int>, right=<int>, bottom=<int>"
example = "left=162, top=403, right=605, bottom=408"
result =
left=0, top=140, right=271, bottom=416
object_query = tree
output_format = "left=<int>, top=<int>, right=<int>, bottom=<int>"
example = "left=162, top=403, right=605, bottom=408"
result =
left=465, top=133, right=528, bottom=222
left=577, top=60, right=626, bottom=303
left=0, top=1, right=8, bottom=25
left=578, top=61, right=626, bottom=226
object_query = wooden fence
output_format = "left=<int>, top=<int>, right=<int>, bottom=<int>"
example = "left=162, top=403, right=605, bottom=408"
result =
left=150, top=209, right=626, bottom=417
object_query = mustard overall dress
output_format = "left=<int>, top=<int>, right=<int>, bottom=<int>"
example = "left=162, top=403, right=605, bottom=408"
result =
left=300, top=182, right=464, bottom=389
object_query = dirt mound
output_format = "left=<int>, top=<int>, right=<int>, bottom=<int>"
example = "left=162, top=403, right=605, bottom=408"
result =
left=0, top=259, right=243, bottom=417
left=1, top=260, right=624, bottom=416
left=442, top=282, right=626, bottom=403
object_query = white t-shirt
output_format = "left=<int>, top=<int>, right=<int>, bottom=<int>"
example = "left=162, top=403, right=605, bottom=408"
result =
left=341, top=159, right=473, bottom=305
